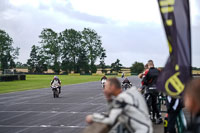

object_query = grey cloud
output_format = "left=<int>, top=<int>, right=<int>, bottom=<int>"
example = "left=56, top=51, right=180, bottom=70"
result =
left=195, top=0, right=200, bottom=9
left=50, top=2, right=108, bottom=24
left=39, top=3, right=50, bottom=11
left=0, top=0, right=11, bottom=11
left=97, top=23, right=168, bottom=54
left=95, top=22, right=200, bottom=67
left=0, top=0, right=199, bottom=67
left=95, top=23, right=169, bottom=66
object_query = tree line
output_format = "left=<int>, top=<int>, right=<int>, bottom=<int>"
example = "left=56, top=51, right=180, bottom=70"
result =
left=3, top=28, right=186, bottom=75
left=1, top=28, right=133, bottom=74
left=26, top=28, right=107, bottom=74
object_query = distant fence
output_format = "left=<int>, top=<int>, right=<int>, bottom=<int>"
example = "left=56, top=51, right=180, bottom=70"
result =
left=105, top=73, right=118, bottom=76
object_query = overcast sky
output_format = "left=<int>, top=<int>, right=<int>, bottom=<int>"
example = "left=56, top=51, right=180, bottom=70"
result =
left=0, top=0, right=199, bottom=67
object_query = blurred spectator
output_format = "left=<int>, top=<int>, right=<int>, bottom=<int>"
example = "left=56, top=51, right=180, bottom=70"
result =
left=184, top=78, right=200, bottom=133
left=86, top=77, right=153, bottom=133
left=138, top=63, right=148, bottom=79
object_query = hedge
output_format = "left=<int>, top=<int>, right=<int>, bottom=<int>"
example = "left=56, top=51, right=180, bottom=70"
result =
left=80, top=73, right=92, bottom=75
left=131, top=73, right=138, bottom=75
left=0, top=75, right=26, bottom=82
left=105, top=73, right=118, bottom=76
left=68, top=73, right=81, bottom=76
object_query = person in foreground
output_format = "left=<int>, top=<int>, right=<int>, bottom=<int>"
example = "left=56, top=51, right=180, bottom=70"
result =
left=184, top=78, right=200, bottom=133
left=86, top=77, right=153, bottom=133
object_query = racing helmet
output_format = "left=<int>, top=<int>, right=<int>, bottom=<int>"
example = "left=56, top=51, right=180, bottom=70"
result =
left=54, top=76, right=58, bottom=80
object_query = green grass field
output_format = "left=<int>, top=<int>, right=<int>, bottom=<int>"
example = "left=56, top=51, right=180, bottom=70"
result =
left=0, top=75, right=111, bottom=94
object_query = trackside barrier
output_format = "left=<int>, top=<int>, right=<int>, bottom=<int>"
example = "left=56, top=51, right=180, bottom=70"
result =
left=176, top=110, right=187, bottom=133
left=115, top=124, right=130, bottom=133
left=82, top=122, right=110, bottom=133
left=157, top=95, right=167, bottom=113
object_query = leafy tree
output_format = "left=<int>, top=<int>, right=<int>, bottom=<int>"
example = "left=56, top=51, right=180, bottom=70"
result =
left=27, top=45, right=37, bottom=73
left=111, top=59, right=122, bottom=73
left=99, top=51, right=107, bottom=73
left=130, top=61, right=144, bottom=74
left=77, top=48, right=90, bottom=73
left=82, top=28, right=104, bottom=73
left=59, top=29, right=83, bottom=73
left=27, top=45, right=47, bottom=73
left=192, top=67, right=200, bottom=70
left=61, top=59, right=73, bottom=74
left=0, top=29, right=19, bottom=72
left=16, top=62, right=27, bottom=68
left=16, top=62, right=23, bottom=68
left=39, top=28, right=60, bottom=74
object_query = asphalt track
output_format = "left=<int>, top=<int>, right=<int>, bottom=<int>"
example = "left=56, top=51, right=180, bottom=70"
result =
left=0, top=76, right=163, bottom=133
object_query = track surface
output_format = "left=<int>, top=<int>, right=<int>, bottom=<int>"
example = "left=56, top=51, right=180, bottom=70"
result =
left=0, top=76, right=163, bottom=133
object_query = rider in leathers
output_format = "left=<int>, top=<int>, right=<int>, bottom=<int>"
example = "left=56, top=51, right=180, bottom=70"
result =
left=122, top=78, right=131, bottom=85
left=88, top=78, right=153, bottom=133
left=51, top=76, right=61, bottom=93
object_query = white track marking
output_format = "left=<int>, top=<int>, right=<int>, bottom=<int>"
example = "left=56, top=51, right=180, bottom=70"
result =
left=0, top=102, right=106, bottom=105
left=0, top=111, right=104, bottom=114
left=0, top=112, right=29, bottom=121
left=0, top=125, right=85, bottom=128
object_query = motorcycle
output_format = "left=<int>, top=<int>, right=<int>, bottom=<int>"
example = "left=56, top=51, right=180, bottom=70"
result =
left=101, top=79, right=107, bottom=88
left=51, top=85, right=60, bottom=98
left=122, top=83, right=132, bottom=91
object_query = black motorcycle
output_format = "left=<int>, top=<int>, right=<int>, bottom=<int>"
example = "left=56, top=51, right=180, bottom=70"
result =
left=122, top=83, right=132, bottom=91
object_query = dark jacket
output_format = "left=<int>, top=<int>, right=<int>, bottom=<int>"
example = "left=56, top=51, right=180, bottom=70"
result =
left=142, top=67, right=160, bottom=87
left=184, top=113, right=200, bottom=133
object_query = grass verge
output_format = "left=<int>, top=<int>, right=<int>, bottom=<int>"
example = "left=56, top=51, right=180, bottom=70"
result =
left=0, top=75, right=112, bottom=94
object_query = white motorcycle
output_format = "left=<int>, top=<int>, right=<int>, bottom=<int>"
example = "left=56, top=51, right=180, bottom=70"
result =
left=51, top=84, right=60, bottom=98
left=101, top=79, right=107, bottom=88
